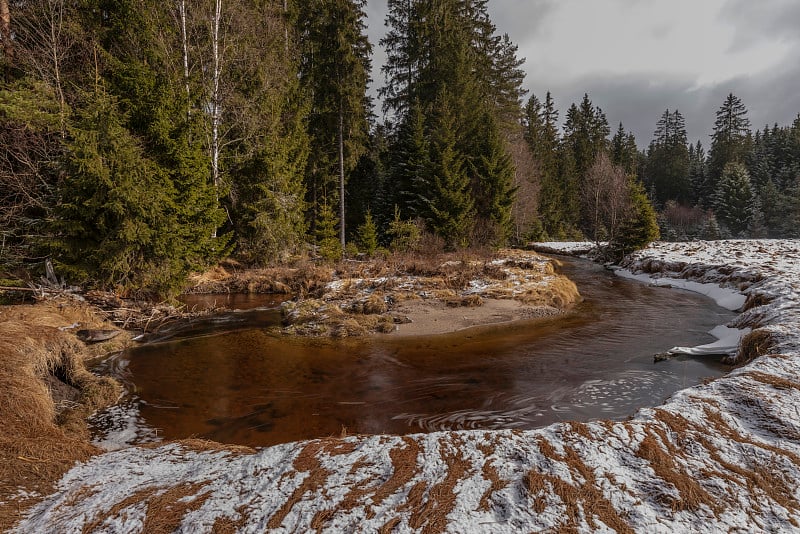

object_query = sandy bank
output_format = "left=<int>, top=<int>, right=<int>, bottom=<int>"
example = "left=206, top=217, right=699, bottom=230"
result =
left=390, top=297, right=562, bottom=337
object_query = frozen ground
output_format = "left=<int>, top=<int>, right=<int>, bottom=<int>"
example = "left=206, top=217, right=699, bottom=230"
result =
left=15, top=240, right=800, bottom=533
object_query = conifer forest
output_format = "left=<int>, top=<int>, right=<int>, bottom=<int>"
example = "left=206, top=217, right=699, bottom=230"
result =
left=1, top=0, right=799, bottom=297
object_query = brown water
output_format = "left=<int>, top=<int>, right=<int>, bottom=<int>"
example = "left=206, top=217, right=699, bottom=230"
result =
left=92, top=259, right=735, bottom=448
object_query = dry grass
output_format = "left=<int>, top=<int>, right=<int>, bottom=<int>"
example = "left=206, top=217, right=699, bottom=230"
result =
left=635, top=428, right=719, bottom=513
left=211, top=504, right=250, bottom=534
left=141, top=483, right=211, bottom=534
left=371, top=437, right=422, bottom=507
left=445, top=294, right=483, bottom=308
left=407, top=437, right=473, bottom=534
left=379, top=516, right=402, bottom=533
left=188, top=262, right=334, bottom=297
left=267, top=441, right=332, bottom=529
left=745, top=371, right=800, bottom=392
left=517, top=276, right=580, bottom=308
left=742, top=292, right=774, bottom=312
left=528, top=437, right=633, bottom=532
left=478, top=461, right=509, bottom=512
left=0, top=302, right=124, bottom=531
left=737, top=329, right=777, bottom=365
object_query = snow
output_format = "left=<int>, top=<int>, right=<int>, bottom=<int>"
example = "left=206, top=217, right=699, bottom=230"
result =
left=613, top=267, right=747, bottom=310
left=15, top=239, right=800, bottom=533
left=667, top=325, right=750, bottom=357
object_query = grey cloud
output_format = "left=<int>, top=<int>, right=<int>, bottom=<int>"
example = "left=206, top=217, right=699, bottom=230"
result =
left=721, top=0, right=800, bottom=51
left=487, top=0, right=556, bottom=42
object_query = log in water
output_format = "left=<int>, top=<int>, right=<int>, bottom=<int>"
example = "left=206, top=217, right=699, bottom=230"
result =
left=91, top=258, right=735, bottom=448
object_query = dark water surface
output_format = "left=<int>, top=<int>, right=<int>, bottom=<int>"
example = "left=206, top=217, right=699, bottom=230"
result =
left=94, top=258, right=735, bottom=447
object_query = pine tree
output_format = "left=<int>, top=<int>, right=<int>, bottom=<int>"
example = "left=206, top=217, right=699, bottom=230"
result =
left=51, top=91, right=188, bottom=296
left=356, top=210, right=378, bottom=256
left=613, top=177, right=660, bottom=258
left=425, top=93, right=476, bottom=249
left=708, top=93, right=751, bottom=195
left=714, top=162, right=754, bottom=237
left=644, top=109, right=690, bottom=205
left=297, top=0, right=372, bottom=250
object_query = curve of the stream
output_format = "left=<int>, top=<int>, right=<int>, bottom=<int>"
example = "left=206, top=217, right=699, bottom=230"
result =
left=90, top=258, right=735, bottom=448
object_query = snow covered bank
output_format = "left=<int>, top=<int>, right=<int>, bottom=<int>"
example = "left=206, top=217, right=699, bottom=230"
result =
left=15, top=240, right=800, bottom=532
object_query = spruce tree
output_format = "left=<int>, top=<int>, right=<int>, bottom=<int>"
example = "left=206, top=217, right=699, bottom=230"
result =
left=425, top=93, right=476, bottom=249
left=610, top=122, right=640, bottom=176
left=644, top=109, right=690, bottom=205
left=475, top=112, right=517, bottom=246
left=389, top=100, right=431, bottom=220
left=688, top=141, right=708, bottom=207
left=714, top=162, right=754, bottom=237
left=315, top=201, right=342, bottom=262
left=707, top=93, right=751, bottom=196
left=52, top=91, right=187, bottom=296
left=613, top=178, right=660, bottom=259
left=525, top=92, right=564, bottom=238
left=356, top=210, right=379, bottom=256
left=297, top=0, right=372, bottom=250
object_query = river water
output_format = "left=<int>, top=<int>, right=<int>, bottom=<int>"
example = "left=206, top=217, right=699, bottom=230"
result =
left=92, top=258, right=735, bottom=448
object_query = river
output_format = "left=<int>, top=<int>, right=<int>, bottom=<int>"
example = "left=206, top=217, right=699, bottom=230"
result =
left=91, top=258, right=735, bottom=448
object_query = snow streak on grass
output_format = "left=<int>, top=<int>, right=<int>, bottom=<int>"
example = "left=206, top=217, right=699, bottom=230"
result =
left=16, top=240, right=800, bottom=533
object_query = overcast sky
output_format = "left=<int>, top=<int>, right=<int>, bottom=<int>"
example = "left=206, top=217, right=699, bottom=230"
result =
left=364, top=0, right=800, bottom=146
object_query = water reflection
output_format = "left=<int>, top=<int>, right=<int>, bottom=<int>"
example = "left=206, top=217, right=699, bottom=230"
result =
left=93, top=259, right=734, bottom=447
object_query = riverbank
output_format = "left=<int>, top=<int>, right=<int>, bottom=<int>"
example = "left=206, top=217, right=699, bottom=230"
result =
left=190, top=249, right=581, bottom=338
left=10, top=240, right=800, bottom=532
left=0, top=300, right=128, bottom=531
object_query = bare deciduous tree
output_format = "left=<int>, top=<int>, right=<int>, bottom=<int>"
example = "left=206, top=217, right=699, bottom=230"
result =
left=507, top=129, right=541, bottom=243
left=13, top=0, right=76, bottom=133
left=582, top=153, right=630, bottom=245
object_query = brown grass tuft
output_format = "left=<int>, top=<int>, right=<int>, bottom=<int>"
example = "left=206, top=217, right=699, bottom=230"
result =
left=0, top=303, right=124, bottom=531
left=379, top=516, right=402, bottom=533
left=745, top=371, right=800, bottom=392
left=212, top=504, right=250, bottom=534
left=267, top=441, right=332, bottom=529
left=371, top=437, right=422, bottom=507
left=141, top=483, right=211, bottom=534
left=445, top=294, right=483, bottom=308
left=635, top=428, right=719, bottom=513
left=407, top=436, right=473, bottom=534
left=363, top=293, right=388, bottom=315
left=478, top=460, right=509, bottom=512
left=517, top=276, right=580, bottom=308
left=736, top=329, right=777, bottom=364
left=524, top=446, right=633, bottom=533
left=742, top=292, right=774, bottom=312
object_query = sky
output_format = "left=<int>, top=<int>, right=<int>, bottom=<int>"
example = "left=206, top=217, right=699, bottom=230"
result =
left=364, top=0, right=800, bottom=146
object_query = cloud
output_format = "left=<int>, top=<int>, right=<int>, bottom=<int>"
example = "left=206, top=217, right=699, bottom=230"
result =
left=721, top=0, right=800, bottom=51
left=487, top=0, right=556, bottom=42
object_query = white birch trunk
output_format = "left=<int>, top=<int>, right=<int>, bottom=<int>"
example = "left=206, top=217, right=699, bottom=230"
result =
left=210, top=0, right=223, bottom=237
left=179, top=0, right=190, bottom=120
